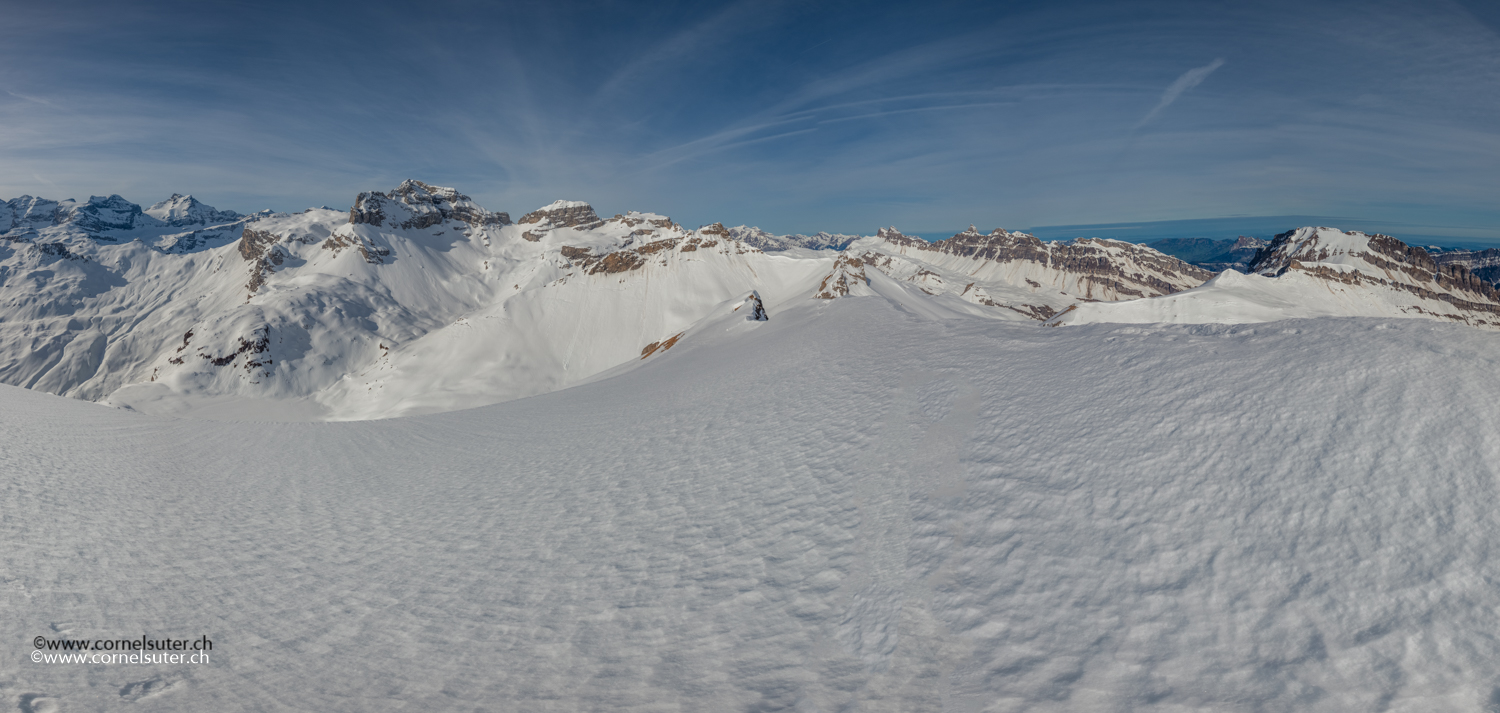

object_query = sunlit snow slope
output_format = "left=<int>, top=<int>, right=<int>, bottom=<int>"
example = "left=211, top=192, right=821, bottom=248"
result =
left=5, top=296, right=1499, bottom=712
left=8, top=186, right=1500, bottom=423
left=1056, top=227, right=1500, bottom=328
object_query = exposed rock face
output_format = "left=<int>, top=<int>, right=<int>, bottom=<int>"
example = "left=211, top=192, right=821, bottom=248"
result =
left=1231, top=235, right=1269, bottom=254
left=873, top=226, right=924, bottom=249
left=518, top=201, right=603, bottom=230
left=814, top=254, right=871, bottom=299
left=562, top=237, right=677, bottom=275
left=556, top=223, right=749, bottom=277
left=603, top=212, right=681, bottom=238
left=239, top=228, right=285, bottom=295
left=1249, top=228, right=1500, bottom=324
left=1148, top=236, right=1269, bottom=272
left=239, top=227, right=280, bottom=262
left=639, top=332, right=684, bottom=359
left=321, top=231, right=390, bottom=265
left=1433, top=248, right=1500, bottom=287
left=63, top=195, right=153, bottom=235
left=2, top=196, right=63, bottom=236
left=725, top=226, right=860, bottom=251
left=349, top=180, right=510, bottom=230
left=1, top=194, right=158, bottom=239
left=743, top=291, right=768, bottom=321
left=913, top=226, right=1213, bottom=299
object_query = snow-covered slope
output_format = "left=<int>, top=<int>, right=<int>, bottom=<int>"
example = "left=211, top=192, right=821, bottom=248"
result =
left=6, top=300, right=1500, bottom=711
left=6, top=186, right=1498, bottom=421
left=814, top=226, right=1214, bottom=321
left=1055, top=227, right=1500, bottom=328
left=144, top=194, right=245, bottom=227
left=2, top=192, right=257, bottom=253
left=0, top=182, right=840, bottom=419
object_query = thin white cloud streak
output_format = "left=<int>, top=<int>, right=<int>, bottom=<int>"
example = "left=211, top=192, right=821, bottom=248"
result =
left=1136, top=58, right=1226, bottom=128
left=817, top=101, right=1017, bottom=124
left=4, top=90, right=56, bottom=107
left=593, top=0, right=782, bottom=102
left=643, top=127, right=820, bottom=171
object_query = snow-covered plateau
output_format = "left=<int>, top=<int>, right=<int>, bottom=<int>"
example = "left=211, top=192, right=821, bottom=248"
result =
left=4, top=182, right=1500, bottom=711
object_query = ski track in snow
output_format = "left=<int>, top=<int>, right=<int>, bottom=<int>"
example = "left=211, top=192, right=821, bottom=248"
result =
left=4, top=299, right=1500, bottom=711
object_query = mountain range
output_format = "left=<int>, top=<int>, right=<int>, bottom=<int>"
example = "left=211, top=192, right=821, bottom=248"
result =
left=3, top=180, right=1498, bottom=420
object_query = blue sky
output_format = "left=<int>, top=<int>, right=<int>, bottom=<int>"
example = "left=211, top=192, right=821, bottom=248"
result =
left=1, top=0, right=1497, bottom=240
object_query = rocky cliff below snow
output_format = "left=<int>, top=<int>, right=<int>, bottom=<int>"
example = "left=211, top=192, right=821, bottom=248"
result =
left=1055, top=227, right=1500, bottom=328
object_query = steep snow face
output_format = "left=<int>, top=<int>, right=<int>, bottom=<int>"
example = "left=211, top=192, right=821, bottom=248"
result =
left=725, top=225, right=861, bottom=251
left=1056, top=228, right=1500, bottom=328
left=6, top=305, right=1500, bottom=711
left=144, top=194, right=244, bottom=227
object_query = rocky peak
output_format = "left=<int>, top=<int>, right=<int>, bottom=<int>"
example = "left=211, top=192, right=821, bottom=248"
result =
left=518, top=200, right=602, bottom=230
left=63, top=195, right=157, bottom=234
left=1246, top=227, right=1500, bottom=319
left=1231, top=235, right=1268, bottom=252
left=7, top=196, right=60, bottom=232
left=926, top=226, right=1045, bottom=258
left=874, top=226, right=924, bottom=249
left=146, top=194, right=244, bottom=227
left=814, top=253, right=873, bottom=299
left=698, top=222, right=731, bottom=238
left=349, top=180, right=510, bottom=230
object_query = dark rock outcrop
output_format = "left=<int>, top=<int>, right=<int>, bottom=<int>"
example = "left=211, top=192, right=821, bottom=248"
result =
left=518, top=202, right=603, bottom=230
left=1249, top=228, right=1500, bottom=325
left=814, top=254, right=870, bottom=299
left=1433, top=248, right=1500, bottom=287
left=909, top=227, right=1212, bottom=298
left=350, top=180, right=510, bottom=230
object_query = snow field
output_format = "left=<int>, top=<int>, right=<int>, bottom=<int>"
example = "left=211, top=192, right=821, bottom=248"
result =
left=4, top=298, right=1500, bottom=711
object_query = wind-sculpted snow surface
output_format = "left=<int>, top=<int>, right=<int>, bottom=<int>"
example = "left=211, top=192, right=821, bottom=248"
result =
left=4, top=300, right=1500, bottom=711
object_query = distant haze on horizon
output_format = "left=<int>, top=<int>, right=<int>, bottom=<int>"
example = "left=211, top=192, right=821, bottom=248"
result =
left=2, top=0, right=1497, bottom=239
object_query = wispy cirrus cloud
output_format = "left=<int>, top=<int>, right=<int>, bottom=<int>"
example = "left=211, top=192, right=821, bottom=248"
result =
left=0, top=1, right=1497, bottom=239
left=1135, top=58, right=1226, bottom=128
